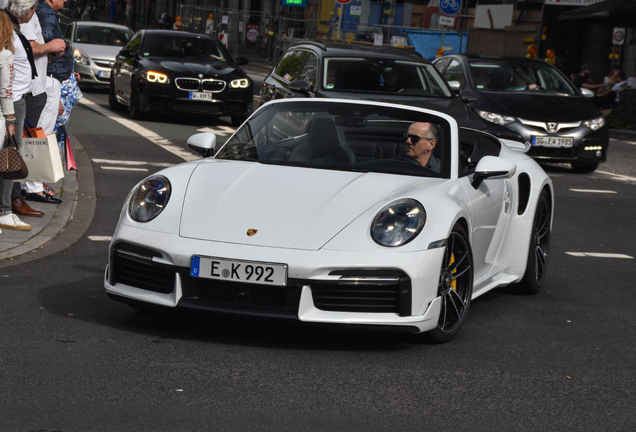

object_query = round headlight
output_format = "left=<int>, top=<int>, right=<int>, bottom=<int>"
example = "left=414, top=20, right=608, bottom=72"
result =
left=371, top=199, right=426, bottom=247
left=128, top=175, right=171, bottom=222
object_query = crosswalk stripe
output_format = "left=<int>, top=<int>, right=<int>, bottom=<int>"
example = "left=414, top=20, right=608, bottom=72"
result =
left=570, top=189, right=617, bottom=194
left=92, top=158, right=175, bottom=167
left=566, top=252, right=633, bottom=259
left=102, top=167, right=149, bottom=171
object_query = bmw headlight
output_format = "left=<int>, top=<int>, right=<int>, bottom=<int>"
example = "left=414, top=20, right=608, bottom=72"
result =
left=371, top=199, right=426, bottom=247
left=144, top=71, right=170, bottom=84
left=73, top=49, right=89, bottom=65
left=230, top=78, right=250, bottom=88
left=128, top=176, right=171, bottom=222
left=478, top=110, right=516, bottom=126
left=584, top=116, right=605, bottom=131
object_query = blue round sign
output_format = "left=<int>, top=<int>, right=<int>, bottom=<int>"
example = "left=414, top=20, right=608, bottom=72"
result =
left=439, top=0, right=462, bottom=16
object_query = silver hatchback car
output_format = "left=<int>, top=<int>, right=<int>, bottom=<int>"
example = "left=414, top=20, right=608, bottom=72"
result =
left=65, top=21, right=133, bottom=86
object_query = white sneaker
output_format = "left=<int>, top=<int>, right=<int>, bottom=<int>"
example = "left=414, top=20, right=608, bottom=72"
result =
left=0, top=213, right=32, bottom=231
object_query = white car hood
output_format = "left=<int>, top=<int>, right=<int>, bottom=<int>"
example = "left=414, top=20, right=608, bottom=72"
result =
left=179, top=160, right=431, bottom=250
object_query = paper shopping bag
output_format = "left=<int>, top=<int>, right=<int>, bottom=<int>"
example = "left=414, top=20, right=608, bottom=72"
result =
left=23, top=120, right=46, bottom=138
left=20, top=134, right=65, bottom=183
left=64, top=132, right=77, bottom=171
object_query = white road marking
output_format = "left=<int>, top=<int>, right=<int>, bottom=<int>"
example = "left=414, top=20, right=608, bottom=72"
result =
left=566, top=252, right=633, bottom=259
left=597, top=171, right=636, bottom=182
left=610, top=138, right=636, bottom=145
left=78, top=98, right=198, bottom=161
left=570, top=189, right=617, bottom=194
left=196, top=125, right=236, bottom=136
left=101, top=167, right=149, bottom=171
left=88, top=236, right=113, bottom=241
left=92, top=158, right=175, bottom=167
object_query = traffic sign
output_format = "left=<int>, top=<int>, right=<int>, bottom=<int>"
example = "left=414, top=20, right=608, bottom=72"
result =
left=439, top=0, right=462, bottom=16
left=613, top=27, right=626, bottom=45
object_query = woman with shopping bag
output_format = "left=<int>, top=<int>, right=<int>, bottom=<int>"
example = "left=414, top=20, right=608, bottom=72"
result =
left=0, top=8, right=32, bottom=232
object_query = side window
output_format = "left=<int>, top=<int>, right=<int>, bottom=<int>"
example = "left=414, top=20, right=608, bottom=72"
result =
left=458, top=129, right=502, bottom=177
left=444, top=59, right=465, bottom=89
left=125, top=32, right=142, bottom=53
left=434, top=58, right=450, bottom=74
left=275, top=50, right=301, bottom=81
left=296, top=51, right=318, bottom=92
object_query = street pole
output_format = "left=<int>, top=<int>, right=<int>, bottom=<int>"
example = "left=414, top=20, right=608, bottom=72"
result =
left=337, top=4, right=343, bottom=41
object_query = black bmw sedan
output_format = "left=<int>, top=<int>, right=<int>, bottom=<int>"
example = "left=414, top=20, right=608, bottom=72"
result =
left=434, top=54, right=609, bottom=172
left=109, top=30, right=253, bottom=125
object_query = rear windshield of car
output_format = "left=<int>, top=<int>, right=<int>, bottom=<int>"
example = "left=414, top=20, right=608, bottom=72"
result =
left=141, top=35, right=228, bottom=62
left=468, top=60, right=577, bottom=95
left=322, top=58, right=452, bottom=98
left=74, top=26, right=133, bottom=47
left=217, top=101, right=452, bottom=179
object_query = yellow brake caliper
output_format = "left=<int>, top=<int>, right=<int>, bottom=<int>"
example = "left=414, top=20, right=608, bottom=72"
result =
left=450, top=253, right=457, bottom=291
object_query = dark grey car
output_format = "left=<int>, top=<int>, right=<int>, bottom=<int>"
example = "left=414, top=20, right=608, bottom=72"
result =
left=261, top=42, right=486, bottom=130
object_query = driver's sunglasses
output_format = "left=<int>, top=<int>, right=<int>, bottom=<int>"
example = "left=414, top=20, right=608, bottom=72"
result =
left=404, top=133, right=434, bottom=144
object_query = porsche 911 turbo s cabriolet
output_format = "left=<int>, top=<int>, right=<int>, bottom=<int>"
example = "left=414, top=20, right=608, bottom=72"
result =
left=109, top=30, right=253, bottom=125
left=105, top=99, right=553, bottom=343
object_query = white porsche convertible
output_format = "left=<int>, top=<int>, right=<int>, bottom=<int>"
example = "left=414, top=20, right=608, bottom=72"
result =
left=105, top=99, right=553, bottom=343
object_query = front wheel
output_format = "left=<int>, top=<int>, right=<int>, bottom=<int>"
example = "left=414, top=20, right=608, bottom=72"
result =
left=108, top=80, right=121, bottom=111
left=128, top=81, right=142, bottom=120
left=517, top=188, right=551, bottom=294
left=427, top=224, right=474, bottom=344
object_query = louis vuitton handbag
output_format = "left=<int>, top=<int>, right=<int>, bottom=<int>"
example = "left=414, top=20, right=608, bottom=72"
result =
left=0, top=132, right=29, bottom=180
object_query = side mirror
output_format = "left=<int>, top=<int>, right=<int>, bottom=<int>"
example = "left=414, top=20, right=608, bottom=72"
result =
left=289, top=80, right=311, bottom=97
left=580, top=88, right=595, bottom=99
left=187, top=133, right=217, bottom=158
left=118, top=48, right=133, bottom=57
left=459, top=90, right=476, bottom=104
left=471, top=156, right=517, bottom=189
left=500, top=139, right=531, bottom=153
left=236, top=56, right=249, bottom=66
left=447, top=81, right=461, bottom=93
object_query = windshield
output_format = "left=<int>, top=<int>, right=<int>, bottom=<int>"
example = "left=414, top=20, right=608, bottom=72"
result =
left=468, top=60, right=577, bottom=95
left=322, top=58, right=452, bottom=98
left=217, top=101, right=452, bottom=179
left=74, top=26, right=133, bottom=47
left=141, top=35, right=228, bottom=61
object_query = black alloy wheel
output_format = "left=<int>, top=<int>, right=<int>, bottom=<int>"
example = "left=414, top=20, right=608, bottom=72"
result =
left=129, top=80, right=142, bottom=120
left=427, top=224, right=474, bottom=343
left=108, top=79, right=121, bottom=111
left=517, top=188, right=551, bottom=294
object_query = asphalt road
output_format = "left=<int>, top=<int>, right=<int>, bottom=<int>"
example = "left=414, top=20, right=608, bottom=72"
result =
left=0, top=82, right=635, bottom=431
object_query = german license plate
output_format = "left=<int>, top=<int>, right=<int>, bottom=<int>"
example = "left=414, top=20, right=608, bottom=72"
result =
left=532, top=136, right=574, bottom=147
left=190, top=91, right=213, bottom=101
left=98, top=70, right=110, bottom=78
left=190, top=256, right=288, bottom=286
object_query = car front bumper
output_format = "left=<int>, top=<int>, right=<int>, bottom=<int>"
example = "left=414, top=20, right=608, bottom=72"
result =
left=104, top=223, right=445, bottom=334
left=75, top=62, right=112, bottom=86
left=485, top=122, right=610, bottom=164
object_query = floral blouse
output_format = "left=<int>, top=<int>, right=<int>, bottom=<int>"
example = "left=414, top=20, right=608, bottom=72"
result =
left=0, top=47, right=15, bottom=119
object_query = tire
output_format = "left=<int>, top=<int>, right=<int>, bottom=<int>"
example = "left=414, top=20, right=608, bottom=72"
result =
left=571, top=161, right=599, bottom=173
left=108, top=80, right=120, bottom=111
left=129, top=80, right=142, bottom=120
left=517, top=188, right=551, bottom=295
left=427, top=224, right=474, bottom=344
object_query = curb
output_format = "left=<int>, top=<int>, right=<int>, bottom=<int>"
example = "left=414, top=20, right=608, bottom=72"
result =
left=0, top=138, right=96, bottom=265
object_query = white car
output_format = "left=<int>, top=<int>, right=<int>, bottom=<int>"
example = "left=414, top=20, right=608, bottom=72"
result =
left=104, top=99, right=553, bottom=343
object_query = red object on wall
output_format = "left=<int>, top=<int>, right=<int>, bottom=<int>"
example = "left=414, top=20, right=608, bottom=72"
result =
left=246, top=24, right=259, bottom=44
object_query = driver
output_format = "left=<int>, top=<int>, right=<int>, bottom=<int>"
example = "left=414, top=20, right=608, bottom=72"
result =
left=403, top=122, right=440, bottom=173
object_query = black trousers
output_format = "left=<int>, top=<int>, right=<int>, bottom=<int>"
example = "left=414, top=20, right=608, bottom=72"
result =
left=11, top=92, right=48, bottom=201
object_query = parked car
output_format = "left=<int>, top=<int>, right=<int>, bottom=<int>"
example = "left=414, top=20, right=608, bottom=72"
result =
left=105, top=98, right=553, bottom=343
left=260, top=42, right=486, bottom=130
left=65, top=21, right=133, bottom=86
left=434, top=54, right=609, bottom=172
left=109, top=30, right=253, bottom=124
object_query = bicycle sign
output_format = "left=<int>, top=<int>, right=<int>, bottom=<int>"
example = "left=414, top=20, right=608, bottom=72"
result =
left=440, top=0, right=462, bottom=16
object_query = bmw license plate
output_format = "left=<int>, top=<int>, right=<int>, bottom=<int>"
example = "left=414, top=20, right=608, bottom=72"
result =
left=98, top=70, right=110, bottom=78
left=532, top=136, right=574, bottom=147
left=190, top=92, right=213, bottom=101
left=190, top=256, right=288, bottom=286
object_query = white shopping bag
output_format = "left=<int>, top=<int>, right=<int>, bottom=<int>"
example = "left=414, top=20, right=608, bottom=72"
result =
left=20, top=134, right=65, bottom=183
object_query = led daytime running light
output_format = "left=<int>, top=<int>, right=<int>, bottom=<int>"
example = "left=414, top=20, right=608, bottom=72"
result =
left=146, top=71, right=169, bottom=83
left=230, top=78, right=249, bottom=88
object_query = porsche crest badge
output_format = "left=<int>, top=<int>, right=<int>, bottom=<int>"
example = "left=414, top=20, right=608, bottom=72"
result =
left=246, top=229, right=258, bottom=237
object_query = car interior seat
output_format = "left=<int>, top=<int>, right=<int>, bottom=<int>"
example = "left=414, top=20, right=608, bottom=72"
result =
left=288, top=116, right=356, bottom=165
